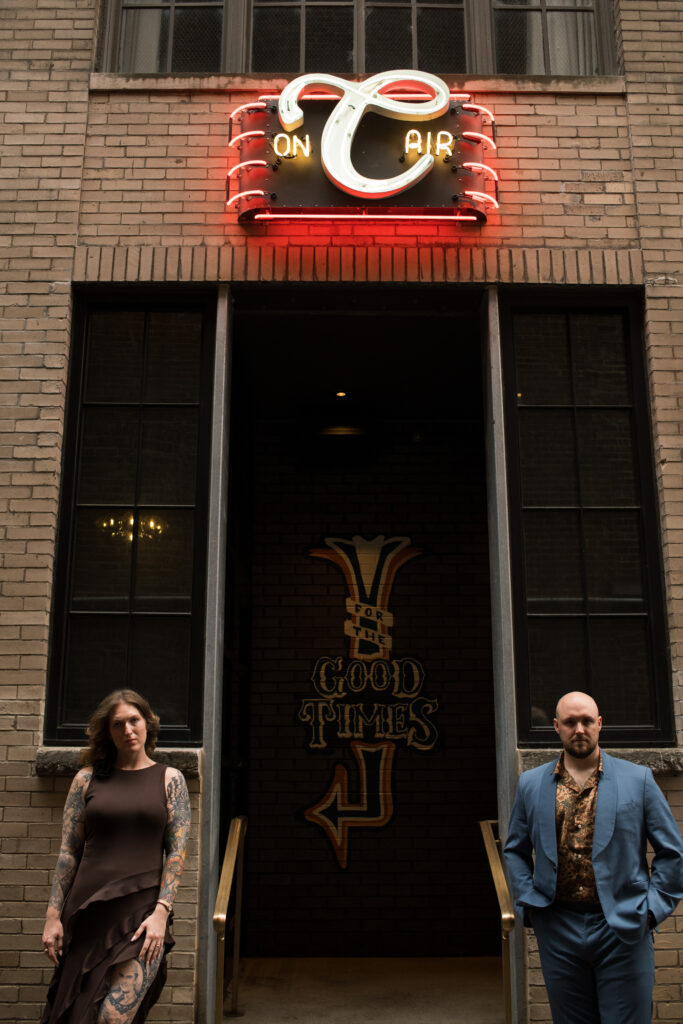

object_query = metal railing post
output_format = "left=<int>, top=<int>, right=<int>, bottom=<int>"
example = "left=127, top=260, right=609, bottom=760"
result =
left=213, top=816, right=248, bottom=1024
left=479, top=819, right=515, bottom=1024
left=231, top=833, right=245, bottom=1015
left=215, top=932, right=226, bottom=1024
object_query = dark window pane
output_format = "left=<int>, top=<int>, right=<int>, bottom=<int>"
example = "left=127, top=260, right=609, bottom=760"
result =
left=584, top=510, right=644, bottom=612
left=417, top=8, right=466, bottom=72
left=71, top=510, right=134, bottom=611
left=65, top=616, right=129, bottom=721
left=495, top=11, right=544, bottom=74
left=576, top=410, right=637, bottom=506
left=118, top=8, right=169, bottom=73
left=519, top=409, right=578, bottom=505
left=145, top=312, right=202, bottom=403
left=548, top=12, right=597, bottom=75
left=528, top=618, right=587, bottom=723
left=171, top=7, right=222, bottom=72
left=78, top=407, right=139, bottom=505
left=139, top=409, right=199, bottom=505
left=572, top=314, right=630, bottom=406
left=523, top=510, right=583, bottom=612
left=86, top=313, right=144, bottom=403
left=514, top=313, right=571, bottom=405
left=133, top=509, right=195, bottom=611
left=252, top=8, right=301, bottom=72
left=589, top=618, right=653, bottom=725
left=306, top=7, right=353, bottom=72
left=130, top=617, right=191, bottom=723
left=366, top=7, right=412, bottom=71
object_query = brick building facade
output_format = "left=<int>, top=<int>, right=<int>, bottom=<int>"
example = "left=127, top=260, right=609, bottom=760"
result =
left=1, top=0, right=683, bottom=1021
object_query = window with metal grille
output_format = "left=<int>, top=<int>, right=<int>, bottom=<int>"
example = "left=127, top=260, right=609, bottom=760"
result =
left=102, top=0, right=616, bottom=75
left=502, top=296, right=673, bottom=746
left=44, top=295, right=215, bottom=745
left=493, top=0, right=600, bottom=77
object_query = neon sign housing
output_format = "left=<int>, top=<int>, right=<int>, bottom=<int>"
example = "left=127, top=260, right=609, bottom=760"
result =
left=227, top=72, right=498, bottom=225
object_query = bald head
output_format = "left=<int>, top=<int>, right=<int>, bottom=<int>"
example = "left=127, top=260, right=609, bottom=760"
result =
left=554, top=691, right=602, bottom=763
left=555, top=691, right=600, bottom=722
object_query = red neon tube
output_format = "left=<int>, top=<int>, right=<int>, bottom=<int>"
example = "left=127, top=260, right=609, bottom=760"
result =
left=463, top=190, right=499, bottom=210
left=229, top=101, right=268, bottom=121
left=228, top=160, right=269, bottom=178
left=227, top=189, right=268, bottom=207
left=461, top=131, right=497, bottom=150
left=462, top=103, right=496, bottom=123
left=462, top=162, right=499, bottom=182
left=252, top=212, right=479, bottom=223
left=228, top=130, right=266, bottom=149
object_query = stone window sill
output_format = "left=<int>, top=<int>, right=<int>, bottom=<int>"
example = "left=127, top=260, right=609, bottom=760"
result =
left=89, top=72, right=626, bottom=96
left=518, top=748, right=683, bottom=776
left=35, top=747, right=201, bottom=778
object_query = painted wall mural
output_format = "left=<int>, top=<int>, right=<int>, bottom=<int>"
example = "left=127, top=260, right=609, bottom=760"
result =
left=299, top=534, right=439, bottom=868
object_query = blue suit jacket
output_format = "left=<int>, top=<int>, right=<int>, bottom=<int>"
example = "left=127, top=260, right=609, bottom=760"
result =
left=503, top=750, right=683, bottom=944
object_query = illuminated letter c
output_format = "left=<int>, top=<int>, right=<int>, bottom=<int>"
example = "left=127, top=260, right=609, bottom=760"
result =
left=278, top=71, right=451, bottom=199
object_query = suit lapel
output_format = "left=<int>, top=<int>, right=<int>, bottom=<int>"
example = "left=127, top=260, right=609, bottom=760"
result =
left=593, top=751, right=617, bottom=857
left=539, top=762, right=558, bottom=866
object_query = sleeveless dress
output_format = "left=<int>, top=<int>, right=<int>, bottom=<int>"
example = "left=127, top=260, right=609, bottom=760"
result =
left=40, top=763, right=174, bottom=1024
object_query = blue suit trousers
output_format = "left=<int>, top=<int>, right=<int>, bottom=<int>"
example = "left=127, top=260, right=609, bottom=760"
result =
left=532, top=905, right=654, bottom=1024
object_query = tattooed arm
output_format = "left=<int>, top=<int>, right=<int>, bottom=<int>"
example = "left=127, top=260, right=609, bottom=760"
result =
left=42, top=768, right=91, bottom=965
left=159, top=767, right=191, bottom=907
left=132, top=767, right=190, bottom=965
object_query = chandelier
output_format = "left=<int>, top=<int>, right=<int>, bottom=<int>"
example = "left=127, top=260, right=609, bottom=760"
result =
left=98, top=514, right=165, bottom=542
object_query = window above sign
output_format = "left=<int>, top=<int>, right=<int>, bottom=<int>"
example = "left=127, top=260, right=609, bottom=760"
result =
left=103, top=0, right=618, bottom=76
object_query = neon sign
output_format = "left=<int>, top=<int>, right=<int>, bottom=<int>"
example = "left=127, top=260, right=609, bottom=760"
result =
left=227, top=71, right=498, bottom=224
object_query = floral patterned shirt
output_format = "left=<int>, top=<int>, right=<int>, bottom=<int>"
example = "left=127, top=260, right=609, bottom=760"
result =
left=554, top=752, right=603, bottom=904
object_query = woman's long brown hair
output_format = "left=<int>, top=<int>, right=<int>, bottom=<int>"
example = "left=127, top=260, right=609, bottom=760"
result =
left=80, top=689, right=160, bottom=776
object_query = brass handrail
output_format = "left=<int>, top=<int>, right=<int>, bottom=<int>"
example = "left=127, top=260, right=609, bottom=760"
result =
left=480, top=819, right=515, bottom=1024
left=213, top=815, right=248, bottom=1022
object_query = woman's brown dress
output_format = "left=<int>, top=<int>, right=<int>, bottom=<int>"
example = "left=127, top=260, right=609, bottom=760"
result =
left=41, top=763, right=174, bottom=1024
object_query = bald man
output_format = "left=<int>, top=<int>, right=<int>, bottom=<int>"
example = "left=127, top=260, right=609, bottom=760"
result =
left=504, top=692, right=683, bottom=1024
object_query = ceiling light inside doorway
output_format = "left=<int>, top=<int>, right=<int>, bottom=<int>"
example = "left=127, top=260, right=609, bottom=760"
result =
left=321, top=425, right=364, bottom=436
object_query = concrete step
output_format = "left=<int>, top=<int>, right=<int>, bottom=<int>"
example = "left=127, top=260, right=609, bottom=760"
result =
left=227, top=956, right=505, bottom=1023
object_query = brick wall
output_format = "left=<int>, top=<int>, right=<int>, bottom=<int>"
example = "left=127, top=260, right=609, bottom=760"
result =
left=2, top=0, right=683, bottom=1020
left=0, top=0, right=201, bottom=1018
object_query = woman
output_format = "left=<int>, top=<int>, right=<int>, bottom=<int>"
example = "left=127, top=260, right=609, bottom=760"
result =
left=40, top=690, right=191, bottom=1024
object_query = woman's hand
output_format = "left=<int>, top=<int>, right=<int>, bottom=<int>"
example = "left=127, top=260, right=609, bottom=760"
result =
left=42, top=911, right=64, bottom=966
left=132, top=905, right=168, bottom=965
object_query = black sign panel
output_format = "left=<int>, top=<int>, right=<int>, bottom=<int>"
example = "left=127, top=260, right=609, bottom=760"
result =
left=228, top=88, right=498, bottom=224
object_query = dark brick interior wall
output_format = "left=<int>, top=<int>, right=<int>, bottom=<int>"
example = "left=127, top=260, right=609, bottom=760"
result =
left=233, top=292, right=499, bottom=956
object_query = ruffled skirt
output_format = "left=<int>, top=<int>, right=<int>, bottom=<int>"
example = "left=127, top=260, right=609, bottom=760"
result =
left=40, top=883, right=174, bottom=1024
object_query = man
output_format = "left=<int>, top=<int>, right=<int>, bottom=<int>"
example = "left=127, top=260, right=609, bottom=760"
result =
left=504, top=691, right=683, bottom=1024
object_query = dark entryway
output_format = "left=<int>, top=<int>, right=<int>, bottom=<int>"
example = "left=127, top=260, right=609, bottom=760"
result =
left=223, top=287, right=499, bottom=957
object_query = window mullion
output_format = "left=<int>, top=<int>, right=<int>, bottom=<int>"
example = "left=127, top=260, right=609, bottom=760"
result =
left=411, top=0, right=418, bottom=70
left=465, top=0, right=493, bottom=75
left=300, top=0, right=306, bottom=72
left=356, top=0, right=365, bottom=74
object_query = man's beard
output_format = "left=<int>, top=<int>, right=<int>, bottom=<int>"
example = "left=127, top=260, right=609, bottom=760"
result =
left=564, top=738, right=597, bottom=760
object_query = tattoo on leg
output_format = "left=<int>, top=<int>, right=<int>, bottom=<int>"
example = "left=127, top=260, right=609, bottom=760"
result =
left=97, top=955, right=161, bottom=1024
